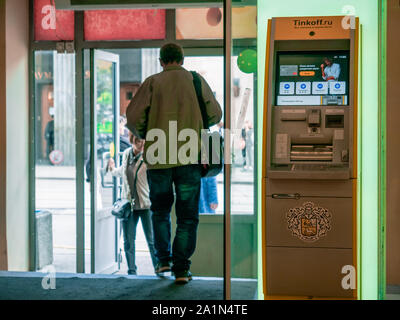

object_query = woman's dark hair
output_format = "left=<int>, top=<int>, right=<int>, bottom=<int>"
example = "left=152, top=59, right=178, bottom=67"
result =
left=160, top=43, right=184, bottom=64
left=119, top=115, right=126, bottom=124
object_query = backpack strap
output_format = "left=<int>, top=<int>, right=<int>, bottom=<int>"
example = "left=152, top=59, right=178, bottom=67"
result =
left=133, top=157, right=144, bottom=190
left=191, top=71, right=209, bottom=130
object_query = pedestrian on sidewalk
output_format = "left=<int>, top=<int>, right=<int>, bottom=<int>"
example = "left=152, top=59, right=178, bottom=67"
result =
left=199, top=177, right=219, bottom=214
left=107, top=132, right=158, bottom=275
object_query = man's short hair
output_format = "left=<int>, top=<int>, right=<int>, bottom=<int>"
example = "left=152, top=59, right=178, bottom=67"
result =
left=160, top=43, right=184, bottom=64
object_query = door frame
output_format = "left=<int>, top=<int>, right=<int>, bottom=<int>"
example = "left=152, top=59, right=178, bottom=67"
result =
left=90, top=49, right=120, bottom=274
left=28, top=1, right=257, bottom=299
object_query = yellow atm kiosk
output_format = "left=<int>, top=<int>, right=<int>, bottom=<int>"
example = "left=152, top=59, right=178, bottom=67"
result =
left=262, top=16, right=359, bottom=299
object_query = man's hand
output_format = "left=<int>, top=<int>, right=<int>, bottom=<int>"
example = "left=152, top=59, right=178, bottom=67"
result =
left=210, top=203, right=218, bottom=211
left=321, top=64, right=326, bottom=79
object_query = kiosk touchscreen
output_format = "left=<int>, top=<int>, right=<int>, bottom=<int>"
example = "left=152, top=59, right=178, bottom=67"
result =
left=262, top=16, right=359, bottom=299
left=276, top=51, right=350, bottom=106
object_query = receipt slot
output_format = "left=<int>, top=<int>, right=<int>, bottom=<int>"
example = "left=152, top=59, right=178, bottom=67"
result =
left=262, top=16, right=359, bottom=299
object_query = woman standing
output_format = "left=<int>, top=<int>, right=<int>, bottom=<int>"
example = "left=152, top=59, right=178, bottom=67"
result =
left=108, top=132, right=158, bottom=275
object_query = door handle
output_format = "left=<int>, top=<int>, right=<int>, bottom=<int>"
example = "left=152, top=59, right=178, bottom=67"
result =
left=272, top=193, right=300, bottom=200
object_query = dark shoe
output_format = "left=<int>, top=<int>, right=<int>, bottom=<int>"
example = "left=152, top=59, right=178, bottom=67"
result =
left=155, top=261, right=172, bottom=274
left=174, top=270, right=192, bottom=284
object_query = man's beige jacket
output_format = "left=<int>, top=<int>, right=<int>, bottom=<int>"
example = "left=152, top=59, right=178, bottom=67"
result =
left=126, top=65, right=223, bottom=170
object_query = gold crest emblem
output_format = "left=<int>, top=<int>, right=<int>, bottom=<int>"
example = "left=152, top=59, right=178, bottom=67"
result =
left=287, top=202, right=331, bottom=242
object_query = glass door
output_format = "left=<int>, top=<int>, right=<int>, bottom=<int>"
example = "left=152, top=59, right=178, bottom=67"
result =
left=33, top=50, right=77, bottom=274
left=90, top=49, right=120, bottom=274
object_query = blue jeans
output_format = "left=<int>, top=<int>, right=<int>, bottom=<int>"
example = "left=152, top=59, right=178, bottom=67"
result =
left=147, top=164, right=202, bottom=273
left=121, top=209, right=158, bottom=275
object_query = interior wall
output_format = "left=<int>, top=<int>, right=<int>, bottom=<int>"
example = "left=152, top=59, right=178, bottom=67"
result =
left=386, top=0, right=400, bottom=286
left=0, top=0, right=8, bottom=271
left=5, top=0, right=30, bottom=271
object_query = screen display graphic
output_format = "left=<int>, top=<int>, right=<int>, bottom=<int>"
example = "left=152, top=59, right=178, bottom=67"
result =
left=275, top=51, right=350, bottom=106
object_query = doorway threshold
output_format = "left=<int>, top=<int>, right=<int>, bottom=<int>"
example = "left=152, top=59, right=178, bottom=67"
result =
left=0, top=271, right=257, bottom=300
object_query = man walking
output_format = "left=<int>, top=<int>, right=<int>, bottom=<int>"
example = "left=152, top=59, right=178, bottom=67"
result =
left=126, top=43, right=222, bottom=284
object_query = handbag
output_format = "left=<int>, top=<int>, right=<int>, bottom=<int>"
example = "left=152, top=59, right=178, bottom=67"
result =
left=111, top=150, right=133, bottom=220
left=112, top=150, right=145, bottom=220
left=111, top=199, right=132, bottom=220
left=191, top=71, right=224, bottom=177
